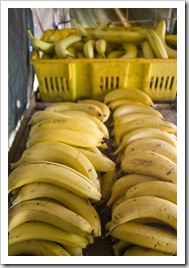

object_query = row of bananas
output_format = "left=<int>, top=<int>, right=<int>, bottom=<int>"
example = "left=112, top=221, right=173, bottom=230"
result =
left=8, top=99, right=117, bottom=256
left=102, top=87, right=177, bottom=256
left=28, top=19, right=177, bottom=60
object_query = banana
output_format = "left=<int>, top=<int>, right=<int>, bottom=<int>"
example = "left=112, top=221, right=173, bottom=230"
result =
left=121, top=150, right=177, bottom=184
left=45, top=102, right=103, bottom=119
left=119, top=43, right=138, bottom=58
left=104, top=88, right=154, bottom=107
left=113, top=240, right=132, bottom=256
left=113, top=104, right=163, bottom=120
left=106, top=174, right=159, bottom=207
left=108, top=98, right=142, bottom=112
left=107, top=50, right=125, bottom=59
left=70, top=41, right=85, bottom=51
left=10, top=141, right=99, bottom=190
left=145, top=29, right=168, bottom=59
left=124, top=137, right=177, bottom=164
left=8, top=199, right=94, bottom=236
left=111, top=195, right=126, bottom=214
left=113, top=127, right=177, bottom=156
left=8, top=161, right=101, bottom=201
left=8, top=239, right=71, bottom=256
left=125, top=180, right=177, bottom=204
left=83, top=39, right=96, bottom=59
left=27, top=29, right=55, bottom=54
left=53, top=110, right=109, bottom=139
left=123, top=245, right=174, bottom=256
left=26, top=128, right=104, bottom=149
left=109, top=195, right=177, bottom=232
left=141, top=40, right=155, bottom=58
left=74, top=147, right=116, bottom=172
left=114, top=113, right=160, bottom=128
left=55, top=35, right=81, bottom=58
left=114, top=117, right=177, bottom=145
left=28, top=110, right=71, bottom=126
left=8, top=221, right=89, bottom=248
left=165, top=34, right=177, bottom=48
left=156, top=20, right=177, bottom=58
left=93, top=21, right=111, bottom=31
left=92, top=29, right=145, bottom=43
left=63, top=245, right=83, bottom=256
left=109, top=221, right=177, bottom=255
left=29, top=118, right=104, bottom=140
left=10, top=182, right=101, bottom=237
left=77, top=99, right=110, bottom=122
left=95, top=39, right=107, bottom=58
left=72, top=18, right=89, bottom=37
left=101, top=170, right=118, bottom=202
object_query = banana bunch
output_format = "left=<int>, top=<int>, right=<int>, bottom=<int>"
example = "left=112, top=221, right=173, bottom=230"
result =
left=8, top=99, right=118, bottom=256
left=28, top=19, right=176, bottom=60
left=102, top=86, right=177, bottom=256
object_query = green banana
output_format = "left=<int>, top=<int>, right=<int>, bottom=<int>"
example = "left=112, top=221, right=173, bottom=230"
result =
left=27, top=29, right=55, bottom=54
left=55, top=35, right=82, bottom=58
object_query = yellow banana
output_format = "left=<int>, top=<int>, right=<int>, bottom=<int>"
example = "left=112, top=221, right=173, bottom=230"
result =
left=101, top=170, right=118, bottom=202
left=121, top=149, right=177, bottom=184
left=55, top=110, right=109, bottom=139
left=63, top=245, right=83, bottom=256
left=95, top=39, right=107, bottom=58
left=124, top=137, right=177, bottom=164
left=125, top=180, right=177, bottom=204
left=104, top=87, right=154, bottom=107
left=28, top=110, right=71, bottom=126
left=145, top=29, right=168, bottom=59
left=106, top=174, right=159, bottom=207
left=8, top=239, right=71, bottom=256
left=8, top=161, right=101, bottom=201
left=107, top=50, right=125, bottom=59
left=165, top=34, right=177, bottom=48
left=45, top=102, right=103, bottom=120
left=10, top=142, right=99, bottom=189
left=109, top=221, right=177, bottom=255
left=156, top=20, right=177, bottom=58
left=113, top=240, right=132, bottom=256
left=83, top=39, right=96, bottom=58
left=109, top=196, right=177, bottom=232
left=92, top=29, right=145, bottom=43
left=75, top=147, right=116, bottom=172
left=27, top=29, right=55, bottom=54
left=29, top=118, right=104, bottom=140
left=113, top=104, right=163, bottom=120
left=141, top=40, right=155, bottom=58
left=55, top=35, right=81, bottom=58
left=8, top=199, right=94, bottom=236
left=77, top=99, right=110, bottom=122
left=10, top=182, right=101, bottom=237
left=114, top=113, right=159, bottom=128
left=119, top=43, right=138, bottom=58
left=114, top=117, right=177, bottom=145
left=108, top=98, right=142, bottom=112
left=123, top=245, right=174, bottom=256
left=8, top=221, right=88, bottom=248
left=26, top=128, right=104, bottom=149
left=113, top=127, right=177, bottom=156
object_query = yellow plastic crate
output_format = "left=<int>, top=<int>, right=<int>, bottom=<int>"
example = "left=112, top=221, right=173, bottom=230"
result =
left=30, top=28, right=177, bottom=102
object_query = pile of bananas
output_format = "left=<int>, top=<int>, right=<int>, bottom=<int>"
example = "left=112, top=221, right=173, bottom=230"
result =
left=8, top=100, right=117, bottom=256
left=103, top=87, right=177, bottom=256
left=28, top=19, right=177, bottom=60
left=8, top=88, right=177, bottom=256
